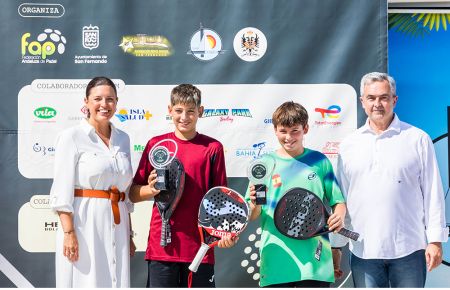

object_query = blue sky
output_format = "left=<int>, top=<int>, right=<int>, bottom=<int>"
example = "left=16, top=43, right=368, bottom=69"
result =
left=389, top=27, right=450, bottom=140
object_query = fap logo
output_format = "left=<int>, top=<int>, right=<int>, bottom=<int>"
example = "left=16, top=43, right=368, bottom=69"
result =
left=21, top=28, right=66, bottom=64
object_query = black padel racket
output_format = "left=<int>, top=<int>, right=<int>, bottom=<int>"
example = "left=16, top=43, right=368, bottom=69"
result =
left=274, top=187, right=359, bottom=241
left=188, top=186, right=250, bottom=272
left=154, top=157, right=185, bottom=246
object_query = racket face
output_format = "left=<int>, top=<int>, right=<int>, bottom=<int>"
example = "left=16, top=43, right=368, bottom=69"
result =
left=198, top=186, right=249, bottom=239
left=274, top=187, right=327, bottom=239
left=154, top=157, right=185, bottom=211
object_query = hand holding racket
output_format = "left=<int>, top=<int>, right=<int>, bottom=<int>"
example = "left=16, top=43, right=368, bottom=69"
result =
left=188, top=186, right=250, bottom=272
left=274, top=187, right=359, bottom=241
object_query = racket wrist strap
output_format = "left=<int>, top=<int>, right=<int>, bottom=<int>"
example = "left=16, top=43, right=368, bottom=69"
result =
left=188, top=243, right=209, bottom=272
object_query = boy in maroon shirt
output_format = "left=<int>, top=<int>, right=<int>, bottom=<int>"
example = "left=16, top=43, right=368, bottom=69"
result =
left=130, top=84, right=235, bottom=287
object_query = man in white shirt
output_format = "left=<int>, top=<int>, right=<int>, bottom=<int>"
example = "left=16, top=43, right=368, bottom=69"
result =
left=336, top=72, right=448, bottom=287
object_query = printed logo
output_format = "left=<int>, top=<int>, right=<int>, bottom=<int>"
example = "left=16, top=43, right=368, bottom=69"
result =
left=314, top=105, right=342, bottom=126
left=315, top=105, right=341, bottom=118
left=233, top=27, right=267, bottom=62
left=133, top=144, right=145, bottom=153
left=119, top=34, right=173, bottom=57
left=34, top=106, right=56, bottom=119
left=21, top=28, right=66, bottom=64
left=115, top=108, right=153, bottom=122
left=82, top=25, right=99, bottom=50
left=321, top=141, right=340, bottom=159
left=18, top=3, right=65, bottom=18
left=202, top=108, right=252, bottom=123
left=74, top=25, right=108, bottom=64
left=235, top=142, right=273, bottom=159
left=33, top=142, right=55, bottom=156
left=188, top=24, right=224, bottom=61
left=307, top=172, right=317, bottom=180
left=44, top=221, right=58, bottom=232
left=272, top=173, right=282, bottom=188
left=68, top=106, right=88, bottom=122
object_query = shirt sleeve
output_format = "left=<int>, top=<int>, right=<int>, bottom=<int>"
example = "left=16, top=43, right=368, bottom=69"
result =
left=133, top=139, right=154, bottom=185
left=124, top=140, right=134, bottom=213
left=210, top=142, right=227, bottom=188
left=420, top=134, right=449, bottom=243
left=323, top=155, right=345, bottom=206
left=49, top=130, right=79, bottom=213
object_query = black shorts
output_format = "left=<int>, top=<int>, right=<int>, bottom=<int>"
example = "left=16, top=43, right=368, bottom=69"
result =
left=146, top=260, right=215, bottom=288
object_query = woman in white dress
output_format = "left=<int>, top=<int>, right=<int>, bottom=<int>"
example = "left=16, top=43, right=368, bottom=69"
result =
left=50, top=77, right=136, bottom=287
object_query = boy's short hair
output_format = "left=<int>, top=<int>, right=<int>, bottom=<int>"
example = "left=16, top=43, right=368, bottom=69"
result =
left=170, top=84, right=202, bottom=107
left=272, top=101, right=308, bottom=128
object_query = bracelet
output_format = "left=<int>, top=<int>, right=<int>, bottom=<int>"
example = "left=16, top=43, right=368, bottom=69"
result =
left=64, top=229, right=74, bottom=234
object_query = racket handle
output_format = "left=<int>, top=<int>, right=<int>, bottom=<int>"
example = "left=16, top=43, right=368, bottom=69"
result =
left=188, top=243, right=210, bottom=272
left=338, top=228, right=360, bottom=241
left=160, top=219, right=167, bottom=247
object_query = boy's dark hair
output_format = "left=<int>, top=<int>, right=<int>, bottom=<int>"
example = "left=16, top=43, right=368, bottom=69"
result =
left=272, top=101, right=308, bottom=128
left=170, top=84, right=201, bottom=107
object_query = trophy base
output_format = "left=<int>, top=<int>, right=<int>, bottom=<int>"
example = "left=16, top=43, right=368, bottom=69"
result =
left=155, top=168, right=169, bottom=190
left=255, top=184, right=267, bottom=205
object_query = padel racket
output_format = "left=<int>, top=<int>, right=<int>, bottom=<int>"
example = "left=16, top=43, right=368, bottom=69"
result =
left=274, top=187, right=359, bottom=241
left=188, top=186, right=250, bottom=272
left=154, top=157, right=185, bottom=246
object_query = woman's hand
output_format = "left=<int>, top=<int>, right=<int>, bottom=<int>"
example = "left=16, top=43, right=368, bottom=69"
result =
left=130, top=237, right=136, bottom=257
left=63, top=231, right=79, bottom=262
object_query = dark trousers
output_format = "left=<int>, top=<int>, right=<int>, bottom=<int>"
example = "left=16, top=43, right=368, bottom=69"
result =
left=146, top=260, right=215, bottom=288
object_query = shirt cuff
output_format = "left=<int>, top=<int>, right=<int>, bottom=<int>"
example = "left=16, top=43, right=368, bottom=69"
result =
left=426, top=226, right=449, bottom=243
left=330, top=232, right=348, bottom=248
left=50, top=196, right=74, bottom=213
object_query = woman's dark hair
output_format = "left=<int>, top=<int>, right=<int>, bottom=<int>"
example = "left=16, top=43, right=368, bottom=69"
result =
left=85, top=76, right=117, bottom=98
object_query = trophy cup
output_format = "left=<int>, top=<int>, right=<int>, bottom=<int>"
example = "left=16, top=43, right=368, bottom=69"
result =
left=148, top=139, right=178, bottom=190
left=247, top=154, right=276, bottom=205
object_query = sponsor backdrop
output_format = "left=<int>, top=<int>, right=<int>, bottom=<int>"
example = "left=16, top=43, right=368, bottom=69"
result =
left=389, top=17, right=450, bottom=287
left=0, top=0, right=387, bottom=287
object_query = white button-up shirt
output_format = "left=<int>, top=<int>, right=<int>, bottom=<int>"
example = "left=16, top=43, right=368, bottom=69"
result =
left=336, top=114, right=448, bottom=259
left=50, top=119, right=133, bottom=287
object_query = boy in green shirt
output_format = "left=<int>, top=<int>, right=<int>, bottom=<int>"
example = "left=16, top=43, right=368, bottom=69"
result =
left=246, top=101, right=346, bottom=287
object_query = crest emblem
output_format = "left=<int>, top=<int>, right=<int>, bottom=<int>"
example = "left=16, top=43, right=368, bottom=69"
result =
left=82, top=25, right=99, bottom=50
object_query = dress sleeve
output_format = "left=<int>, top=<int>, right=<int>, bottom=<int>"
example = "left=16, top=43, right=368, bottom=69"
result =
left=420, top=134, right=449, bottom=243
left=50, top=130, right=79, bottom=213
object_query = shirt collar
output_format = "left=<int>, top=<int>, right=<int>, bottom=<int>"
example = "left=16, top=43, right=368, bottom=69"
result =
left=360, top=113, right=401, bottom=134
left=80, top=118, right=118, bottom=136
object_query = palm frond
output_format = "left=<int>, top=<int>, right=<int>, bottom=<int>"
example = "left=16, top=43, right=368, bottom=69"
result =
left=389, top=13, right=450, bottom=36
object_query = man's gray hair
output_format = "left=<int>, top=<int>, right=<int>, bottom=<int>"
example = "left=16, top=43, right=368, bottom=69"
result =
left=360, top=72, right=396, bottom=96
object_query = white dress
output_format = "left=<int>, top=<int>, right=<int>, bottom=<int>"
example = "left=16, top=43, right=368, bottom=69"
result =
left=50, top=119, right=133, bottom=288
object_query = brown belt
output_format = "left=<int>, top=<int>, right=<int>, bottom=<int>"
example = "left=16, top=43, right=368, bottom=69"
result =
left=74, top=186, right=125, bottom=225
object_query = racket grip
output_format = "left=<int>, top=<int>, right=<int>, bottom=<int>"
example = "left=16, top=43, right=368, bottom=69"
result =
left=188, top=243, right=209, bottom=272
left=338, top=228, right=360, bottom=241
left=160, top=220, right=167, bottom=247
